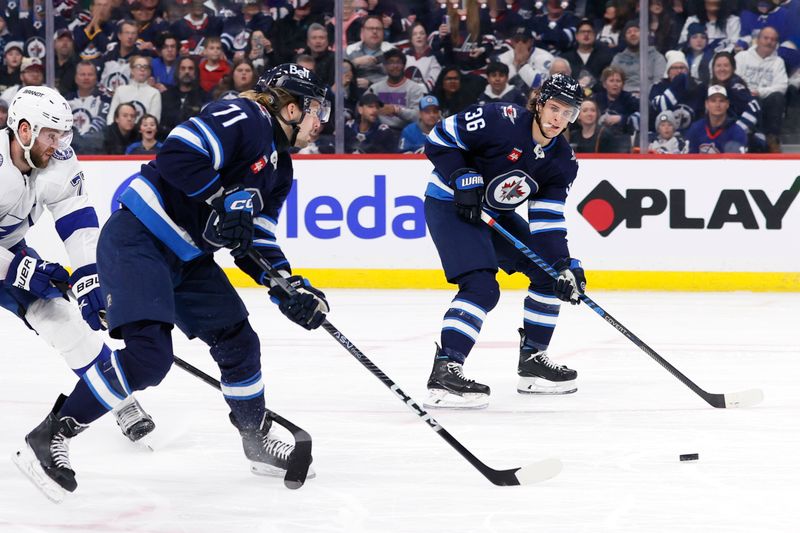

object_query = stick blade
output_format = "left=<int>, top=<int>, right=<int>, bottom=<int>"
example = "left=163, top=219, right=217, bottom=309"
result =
left=724, top=388, right=764, bottom=408
left=513, top=457, right=563, bottom=485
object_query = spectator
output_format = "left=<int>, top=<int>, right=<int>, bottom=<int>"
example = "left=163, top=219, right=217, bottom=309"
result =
left=560, top=18, right=615, bottom=95
left=432, top=66, right=484, bottom=118
left=549, top=57, right=573, bottom=77
left=125, top=113, right=163, bottom=155
left=295, top=54, right=316, bottom=74
left=0, top=41, right=23, bottom=93
left=159, top=56, right=207, bottom=136
left=597, top=1, right=626, bottom=49
left=433, top=1, right=495, bottom=75
left=151, top=33, right=179, bottom=91
left=706, top=50, right=761, bottom=137
left=404, top=21, right=442, bottom=91
left=367, top=48, right=426, bottom=133
left=399, top=95, right=441, bottom=153
left=246, top=30, right=278, bottom=75
left=104, top=102, right=139, bottom=155
left=529, top=0, right=579, bottom=54
left=170, top=0, right=222, bottom=56
left=0, top=98, right=7, bottom=129
left=571, top=98, right=618, bottom=152
left=678, top=0, right=741, bottom=51
left=332, top=59, right=363, bottom=121
left=214, top=58, right=259, bottom=100
left=735, top=26, right=787, bottom=152
left=368, top=0, right=404, bottom=43
left=54, top=29, right=79, bottom=94
left=303, top=23, right=334, bottom=87
left=648, top=0, right=681, bottom=54
left=686, top=84, right=748, bottom=153
left=129, top=0, right=169, bottom=51
left=73, top=0, right=116, bottom=61
left=271, top=0, right=321, bottom=64
left=650, top=50, right=704, bottom=130
left=611, top=20, right=667, bottom=95
left=738, top=0, right=795, bottom=50
left=96, top=19, right=140, bottom=95
left=345, top=14, right=395, bottom=87
left=221, top=0, right=274, bottom=62
left=198, top=36, right=231, bottom=93
left=66, top=61, right=112, bottom=137
left=494, top=26, right=554, bottom=92
left=594, top=65, right=639, bottom=151
left=683, top=22, right=713, bottom=84
left=345, top=92, right=396, bottom=153
left=1, top=57, right=44, bottom=103
left=108, top=55, right=161, bottom=125
left=476, top=61, right=528, bottom=106
left=648, top=110, right=689, bottom=153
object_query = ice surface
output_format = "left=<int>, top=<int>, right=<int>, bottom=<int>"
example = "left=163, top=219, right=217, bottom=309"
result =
left=1, top=289, right=798, bottom=532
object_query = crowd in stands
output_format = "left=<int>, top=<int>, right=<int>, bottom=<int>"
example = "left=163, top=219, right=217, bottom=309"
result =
left=1, top=0, right=799, bottom=155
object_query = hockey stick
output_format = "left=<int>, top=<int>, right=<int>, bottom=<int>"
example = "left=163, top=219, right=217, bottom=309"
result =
left=480, top=211, right=763, bottom=409
left=247, top=248, right=561, bottom=486
left=171, top=355, right=312, bottom=489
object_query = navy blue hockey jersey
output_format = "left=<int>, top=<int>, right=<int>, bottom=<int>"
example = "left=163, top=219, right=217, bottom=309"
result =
left=425, top=102, right=579, bottom=264
left=118, top=97, right=293, bottom=284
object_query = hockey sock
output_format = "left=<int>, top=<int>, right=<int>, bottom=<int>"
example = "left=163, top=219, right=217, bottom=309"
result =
left=440, top=270, right=499, bottom=360
left=222, top=373, right=267, bottom=430
left=60, top=348, right=128, bottom=424
left=522, top=288, right=561, bottom=352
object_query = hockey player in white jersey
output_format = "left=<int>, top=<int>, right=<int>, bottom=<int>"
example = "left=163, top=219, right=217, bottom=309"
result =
left=2, top=87, right=156, bottom=493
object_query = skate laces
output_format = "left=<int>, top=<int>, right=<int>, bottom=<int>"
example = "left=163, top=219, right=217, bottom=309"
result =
left=115, top=398, right=149, bottom=430
left=534, top=352, right=565, bottom=371
left=263, top=435, right=294, bottom=461
left=446, top=362, right=475, bottom=383
left=50, top=433, right=72, bottom=470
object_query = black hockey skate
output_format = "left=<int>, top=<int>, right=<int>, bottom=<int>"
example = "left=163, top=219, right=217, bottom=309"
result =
left=113, top=395, right=155, bottom=442
left=231, top=412, right=315, bottom=479
left=517, top=328, right=577, bottom=394
left=13, top=394, right=88, bottom=503
left=424, top=345, right=490, bottom=409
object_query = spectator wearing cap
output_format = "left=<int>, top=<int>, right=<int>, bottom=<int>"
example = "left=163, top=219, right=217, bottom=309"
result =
left=685, top=84, right=748, bottom=153
left=345, top=92, right=396, bottom=153
left=0, top=98, right=8, bottom=129
left=735, top=26, right=787, bottom=152
left=220, top=0, right=273, bottom=63
left=650, top=50, right=705, bottom=131
left=129, top=0, right=169, bottom=52
left=73, top=0, right=117, bottom=61
left=704, top=51, right=761, bottom=138
left=528, top=0, right=580, bottom=54
left=678, top=0, right=741, bottom=52
left=493, top=26, right=555, bottom=93
left=610, top=20, right=666, bottom=95
left=0, top=41, right=23, bottom=92
left=271, top=0, right=322, bottom=64
left=66, top=61, right=113, bottom=139
left=1, top=57, right=44, bottom=103
left=648, top=110, right=689, bottom=153
left=399, top=95, right=441, bottom=153
left=55, top=29, right=79, bottom=94
left=477, top=61, right=528, bottom=106
left=367, top=48, right=427, bottom=133
left=404, top=21, right=442, bottom=92
left=560, top=18, right=614, bottom=95
left=682, top=22, right=713, bottom=84
left=96, top=19, right=142, bottom=95
left=346, top=14, right=396, bottom=88
left=108, top=54, right=161, bottom=125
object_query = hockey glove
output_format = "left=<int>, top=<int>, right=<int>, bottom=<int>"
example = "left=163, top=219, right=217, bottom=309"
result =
left=451, top=168, right=485, bottom=224
left=553, top=257, right=586, bottom=305
left=268, top=275, right=330, bottom=330
left=3, top=251, right=69, bottom=300
left=70, top=264, right=107, bottom=331
left=210, top=187, right=257, bottom=258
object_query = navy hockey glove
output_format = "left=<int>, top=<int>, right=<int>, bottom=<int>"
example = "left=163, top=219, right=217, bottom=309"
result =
left=70, top=264, right=107, bottom=331
left=451, top=169, right=485, bottom=224
left=269, top=275, right=330, bottom=330
left=210, top=187, right=257, bottom=258
left=553, top=258, right=586, bottom=305
left=3, top=251, right=69, bottom=300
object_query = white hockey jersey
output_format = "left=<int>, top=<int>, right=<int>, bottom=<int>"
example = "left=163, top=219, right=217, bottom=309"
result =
left=0, top=131, right=99, bottom=281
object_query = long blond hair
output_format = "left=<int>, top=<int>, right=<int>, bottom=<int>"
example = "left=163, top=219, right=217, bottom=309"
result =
left=239, top=88, right=296, bottom=116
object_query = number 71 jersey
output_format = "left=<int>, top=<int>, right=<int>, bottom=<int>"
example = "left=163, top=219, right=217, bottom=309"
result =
left=424, top=102, right=578, bottom=212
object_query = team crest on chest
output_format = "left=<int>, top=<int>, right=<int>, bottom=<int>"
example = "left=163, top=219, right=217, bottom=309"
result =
left=485, top=170, right=538, bottom=210
left=507, top=147, right=522, bottom=161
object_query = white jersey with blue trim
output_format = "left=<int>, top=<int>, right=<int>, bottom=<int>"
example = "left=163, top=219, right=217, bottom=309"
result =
left=0, top=130, right=99, bottom=280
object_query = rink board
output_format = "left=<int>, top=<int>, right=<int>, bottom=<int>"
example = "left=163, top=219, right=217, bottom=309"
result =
left=25, top=154, right=800, bottom=291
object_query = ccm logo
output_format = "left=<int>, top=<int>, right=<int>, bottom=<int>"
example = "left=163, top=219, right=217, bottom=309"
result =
left=230, top=198, right=254, bottom=210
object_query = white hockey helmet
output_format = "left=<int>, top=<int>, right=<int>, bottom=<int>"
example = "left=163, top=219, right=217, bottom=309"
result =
left=8, top=85, right=74, bottom=168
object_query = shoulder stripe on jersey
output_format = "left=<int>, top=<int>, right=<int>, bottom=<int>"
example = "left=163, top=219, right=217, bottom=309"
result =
left=189, top=117, right=224, bottom=170
left=168, top=125, right=209, bottom=157
left=54, top=206, right=99, bottom=241
left=427, top=126, right=458, bottom=149
left=187, top=173, right=221, bottom=198
left=442, top=115, right=466, bottom=150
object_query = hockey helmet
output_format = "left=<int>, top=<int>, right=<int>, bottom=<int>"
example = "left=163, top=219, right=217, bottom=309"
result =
left=8, top=85, right=74, bottom=168
left=538, top=73, right=584, bottom=123
left=255, top=63, right=330, bottom=123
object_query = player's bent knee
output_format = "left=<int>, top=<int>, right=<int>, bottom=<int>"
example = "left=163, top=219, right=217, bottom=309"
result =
left=457, top=270, right=500, bottom=312
left=117, top=321, right=174, bottom=389
left=202, top=320, right=261, bottom=379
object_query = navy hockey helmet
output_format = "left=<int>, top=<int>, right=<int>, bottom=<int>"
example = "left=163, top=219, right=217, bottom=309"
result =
left=537, top=73, right=584, bottom=123
left=255, top=63, right=331, bottom=124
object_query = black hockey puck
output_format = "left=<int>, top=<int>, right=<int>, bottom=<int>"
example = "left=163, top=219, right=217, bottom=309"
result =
left=679, top=453, right=699, bottom=461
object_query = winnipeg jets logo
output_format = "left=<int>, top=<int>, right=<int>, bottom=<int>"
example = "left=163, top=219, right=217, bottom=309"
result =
left=499, top=178, right=527, bottom=201
left=501, top=105, right=517, bottom=124
left=485, top=170, right=537, bottom=210
left=507, top=147, right=522, bottom=161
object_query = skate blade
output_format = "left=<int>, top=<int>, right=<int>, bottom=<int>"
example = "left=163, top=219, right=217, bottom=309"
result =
left=250, top=462, right=316, bottom=479
left=517, top=377, right=577, bottom=395
left=12, top=447, right=67, bottom=504
left=423, top=389, right=489, bottom=409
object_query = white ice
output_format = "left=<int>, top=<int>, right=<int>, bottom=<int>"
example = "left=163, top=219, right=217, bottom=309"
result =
left=1, top=289, right=798, bottom=532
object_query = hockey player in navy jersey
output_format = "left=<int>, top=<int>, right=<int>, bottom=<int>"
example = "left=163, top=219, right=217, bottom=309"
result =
left=14, top=64, right=331, bottom=500
left=423, top=73, right=586, bottom=409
